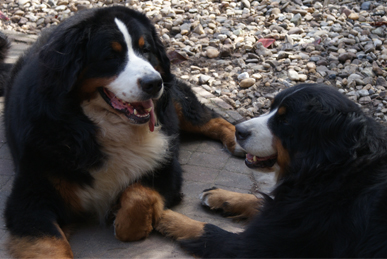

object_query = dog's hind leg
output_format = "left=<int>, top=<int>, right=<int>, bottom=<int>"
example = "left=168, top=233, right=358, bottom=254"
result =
left=172, top=79, right=244, bottom=156
left=6, top=223, right=73, bottom=258
left=200, top=187, right=262, bottom=221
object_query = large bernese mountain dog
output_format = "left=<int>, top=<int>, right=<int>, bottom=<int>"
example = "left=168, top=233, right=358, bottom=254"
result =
left=156, top=83, right=387, bottom=257
left=2, top=6, right=241, bottom=258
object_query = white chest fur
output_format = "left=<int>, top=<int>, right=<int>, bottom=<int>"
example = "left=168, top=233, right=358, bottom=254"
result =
left=80, top=97, right=170, bottom=220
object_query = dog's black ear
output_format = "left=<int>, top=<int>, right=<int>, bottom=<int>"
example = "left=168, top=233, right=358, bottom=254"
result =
left=151, top=28, right=174, bottom=83
left=0, top=31, right=10, bottom=63
left=38, top=11, right=94, bottom=97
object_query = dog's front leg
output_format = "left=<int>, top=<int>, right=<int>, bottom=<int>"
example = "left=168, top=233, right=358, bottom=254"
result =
left=200, top=187, right=262, bottom=221
left=155, top=209, right=205, bottom=240
left=114, top=183, right=164, bottom=242
left=155, top=209, right=240, bottom=258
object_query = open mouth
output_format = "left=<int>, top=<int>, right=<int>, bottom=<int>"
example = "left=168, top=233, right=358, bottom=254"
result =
left=245, top=153, right=277, bottom=168
left=98, top=88, right=156, bottom=132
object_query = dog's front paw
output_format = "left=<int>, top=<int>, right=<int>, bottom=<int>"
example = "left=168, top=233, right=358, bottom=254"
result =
left=155, top=209, right=205, bottom=240
left=200, top=187, right=262, bottom=220
left=114, top=183, right=164, bottom=242
left=228, top=141, right=245, bottom=157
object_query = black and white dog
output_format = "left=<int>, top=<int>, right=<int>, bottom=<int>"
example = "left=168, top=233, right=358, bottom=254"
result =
left=2, top=6, right=241, bottom=258
left=157, top=84, right=387, bottom=258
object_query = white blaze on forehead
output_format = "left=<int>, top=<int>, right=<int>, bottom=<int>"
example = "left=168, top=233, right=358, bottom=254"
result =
left=105, top=18, right=163, bottom=103
left=114, top=18, right=132, bottom=51
left=238, top=108, right=277, bottom=157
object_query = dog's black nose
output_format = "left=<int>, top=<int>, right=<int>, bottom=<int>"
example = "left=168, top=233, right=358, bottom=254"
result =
left=140, top=75, right=163, bottom=96
left=235, top=124, right=251, bottom=141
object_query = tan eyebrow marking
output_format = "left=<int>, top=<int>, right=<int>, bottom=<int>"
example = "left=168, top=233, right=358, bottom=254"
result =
left=138, top=36, right=145, bottom=48
left=111, top=41, right=122, bottom=52
left=278, top=106, right=286, bottom=115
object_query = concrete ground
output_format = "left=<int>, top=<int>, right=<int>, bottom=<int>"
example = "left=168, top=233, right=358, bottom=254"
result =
left=0, top=31, right=276, bottom=258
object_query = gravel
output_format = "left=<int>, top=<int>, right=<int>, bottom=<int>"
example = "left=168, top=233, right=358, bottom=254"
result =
left=1, top=0, right=387, bottom=122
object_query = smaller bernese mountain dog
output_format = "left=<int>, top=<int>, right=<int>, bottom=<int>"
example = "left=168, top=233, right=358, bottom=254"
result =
left=2, top=6, right=241, bottom=258
left=156, top=83, right=387, bottom=258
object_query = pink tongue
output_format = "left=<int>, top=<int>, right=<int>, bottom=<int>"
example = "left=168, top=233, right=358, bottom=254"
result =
left=142, top=99, right=155, bottom=132
left=104, top=89, right=155, bottom=131
left=144, top=99, right=156, bottom=132
left=127, top=99, right=155, bottom=132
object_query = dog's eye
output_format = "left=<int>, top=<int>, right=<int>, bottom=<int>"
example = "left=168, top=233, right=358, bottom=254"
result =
left=105, top=54, right=117, bottom=61
left=278, top=116, right=289, bottom=125
left=142, top=48, right=151, bottom=59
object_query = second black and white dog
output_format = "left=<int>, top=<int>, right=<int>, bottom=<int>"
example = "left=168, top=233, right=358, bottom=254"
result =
left=157, top=83, right=387, bottom=258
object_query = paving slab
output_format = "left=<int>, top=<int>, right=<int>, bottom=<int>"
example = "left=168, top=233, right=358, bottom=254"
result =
left=0, top=32, right=276, bottom=258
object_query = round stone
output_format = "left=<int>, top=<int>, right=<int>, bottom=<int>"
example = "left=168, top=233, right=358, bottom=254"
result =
left=361, top=2, right=371, bottom=10
left=348, top=13, right=359, bottom=20
left=306, top=62, right=316, bottom=70
left=239, top=78, right=256, bottom=88
left=288, top=69, right=299, bottom=81
left=238, top=72, right=250, bottom=81
left=299, top=74, right=307, bottom=82
left=206, top=47, right=220, bottom=58
left=359, top=96, right=371, bottom=104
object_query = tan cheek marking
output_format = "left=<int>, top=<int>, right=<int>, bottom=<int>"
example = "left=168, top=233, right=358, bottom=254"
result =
left=274, top=137, right=290, bottom=181
left=111, top=41, right=123, bottom=52
left=138, top=36, right=145, bottom=48
left=155, top=209, right=205, bottom=240
left=78, top=77, right=116, bottom=100
left=154, top=61, right=165, bottom=75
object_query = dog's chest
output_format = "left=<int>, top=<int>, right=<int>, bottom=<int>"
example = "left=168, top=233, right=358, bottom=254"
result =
left=79, top=103, right=170, bottom=218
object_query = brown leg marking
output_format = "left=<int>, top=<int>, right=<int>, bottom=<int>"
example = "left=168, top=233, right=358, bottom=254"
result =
left=114, top=183, right=164, bottom=242
left=155, top=209, right=205, bottom=240
left=201, top=188, right=262, bottom=221
left=7, top=224, right=73, bottom=258
left=174, top=102, right=242, bottom=156
left=51, top=177, right=83, bottom=213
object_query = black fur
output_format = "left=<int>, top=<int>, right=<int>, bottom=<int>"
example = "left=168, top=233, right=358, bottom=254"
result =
left=181, top=84, right=387, bottom=258
left=3, top=6, right=218, bottom=242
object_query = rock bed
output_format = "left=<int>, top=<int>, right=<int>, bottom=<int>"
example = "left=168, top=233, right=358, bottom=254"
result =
left=1, top=0, right=387, bottom=121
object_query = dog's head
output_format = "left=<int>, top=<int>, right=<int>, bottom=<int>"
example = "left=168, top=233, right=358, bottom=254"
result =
left=38, top=7, right=172, bottom=131
left=236, top=84, right=368, bottom=179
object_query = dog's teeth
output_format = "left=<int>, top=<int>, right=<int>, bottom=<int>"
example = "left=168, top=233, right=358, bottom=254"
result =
left=145, top=107, right=152, bottom=113
left=253, top=156, right=257, bottom=162
left=134, top=109, right=138, bottom=115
